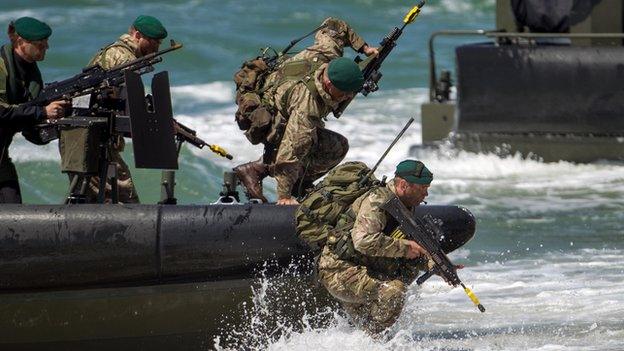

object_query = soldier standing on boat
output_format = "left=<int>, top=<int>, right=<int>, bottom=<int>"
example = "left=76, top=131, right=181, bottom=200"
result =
left=318, top=159, right=433, bottom=335
left=233, top=17, right=379, bottom=205
left=0, top=17, right=67, bottom=203
left=68, top=15, right=168, bottom=203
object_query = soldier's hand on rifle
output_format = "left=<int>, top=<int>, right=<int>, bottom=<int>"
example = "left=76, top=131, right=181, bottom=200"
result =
left=362, top=44, right=379, bottom=57
left=405, top=240, right=429, bottom=259
left=44, top=100, right=70, bottom=120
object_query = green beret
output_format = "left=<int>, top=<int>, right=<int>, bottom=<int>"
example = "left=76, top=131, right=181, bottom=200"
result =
left=133, top=15, right=167, bottom=40
left=13, top=17, right=52, bottom=41
left=395, top=160, right=433, bottom=185
left=327, top=57, right=364, bottom=93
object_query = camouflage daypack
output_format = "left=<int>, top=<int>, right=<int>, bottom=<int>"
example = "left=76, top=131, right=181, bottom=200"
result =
left=233, top=56, right=324, bottom=145
left=295, top=161, right=382, bottom=251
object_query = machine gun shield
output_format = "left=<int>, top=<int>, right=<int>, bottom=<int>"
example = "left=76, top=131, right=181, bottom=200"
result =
left=125, top=70, right=178, bottom=170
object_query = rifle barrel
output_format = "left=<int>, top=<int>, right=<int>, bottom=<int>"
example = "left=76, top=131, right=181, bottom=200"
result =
left=30, top=41, right=183, bottom=108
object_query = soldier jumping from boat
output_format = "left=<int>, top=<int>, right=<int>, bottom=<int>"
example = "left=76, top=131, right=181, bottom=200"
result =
left=316, top=158, right=484, bottom=335
left=233, top=2, right=427, bottom=205
left=233, top=17, right=379, bottom=205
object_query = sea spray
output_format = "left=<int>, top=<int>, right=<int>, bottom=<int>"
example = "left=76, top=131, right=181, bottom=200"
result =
left=214, top=257, right=341, bottom=350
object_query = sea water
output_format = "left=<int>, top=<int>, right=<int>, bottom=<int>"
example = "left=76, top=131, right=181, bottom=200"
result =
left=4, top=1, right=623, bottom=350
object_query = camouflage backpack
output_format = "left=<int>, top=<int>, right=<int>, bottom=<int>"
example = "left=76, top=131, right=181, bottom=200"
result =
left=233, top=55, right=324, bottom=145
left=295, top=161, right=383, bottom=252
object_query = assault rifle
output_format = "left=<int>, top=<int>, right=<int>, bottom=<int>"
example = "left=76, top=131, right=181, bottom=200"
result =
left=173, top=119, right=233, bottom=160
left=334, top=1, right=426, bottom=117
left=26, top=40, right=182, bottom=108
left=381, top=196, right=486, bottom=313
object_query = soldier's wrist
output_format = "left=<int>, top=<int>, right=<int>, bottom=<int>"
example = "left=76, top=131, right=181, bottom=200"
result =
left=354, top=40, right=367, bottom=53
left=398, top=238, right=412, bottom=257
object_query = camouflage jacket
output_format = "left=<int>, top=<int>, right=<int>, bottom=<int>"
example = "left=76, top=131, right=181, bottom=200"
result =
left=88, top=34, right=138, bottom=69
left=264, top=16, right=368, bottom=120
left=322, top=179, right=427, bottom=280
left=266, top=17, right=368, bottom=197
left=350, top=179, right=412, bottom=258
left=86, top=34, right=139, bottom=152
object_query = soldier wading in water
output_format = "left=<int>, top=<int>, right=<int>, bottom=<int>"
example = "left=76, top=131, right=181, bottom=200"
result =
left=318, top=160, right=436, bottom=334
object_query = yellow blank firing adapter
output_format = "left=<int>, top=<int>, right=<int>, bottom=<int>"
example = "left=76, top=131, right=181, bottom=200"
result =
left=404, top=1, right=426, bottom=24
left=462, top=283, right=486, bottom=313
left=209, top=144, right=233, bottom=160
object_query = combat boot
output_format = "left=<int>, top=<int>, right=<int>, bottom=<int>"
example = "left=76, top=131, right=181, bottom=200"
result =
left=233, top=160, right=268, bottom=202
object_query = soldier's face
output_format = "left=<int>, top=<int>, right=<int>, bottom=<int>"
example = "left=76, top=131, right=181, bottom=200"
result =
left=323, top=73, right=356, bottom=102
left=397, top=179, right=429, bottom=207
left=137, top=33, right=161, bottom=56
left=15, top=37, right=48, bottom=62
left=328, top=84, right=355, bottom=102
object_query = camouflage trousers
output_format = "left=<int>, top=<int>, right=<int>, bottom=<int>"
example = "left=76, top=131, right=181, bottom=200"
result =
left=297, top=127, right=348, bottom=183
left=270, top=126, right=349, bottom=197
left=317, top=247, right=408, bottom=335
left=84, top=149, right=140, bottom=204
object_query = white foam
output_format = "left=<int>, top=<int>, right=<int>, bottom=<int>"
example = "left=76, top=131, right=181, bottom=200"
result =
left=437, top=0, right=495, bottom=14
left=171, top=81, right=234, bottom=104
left=169, top=84, right=624, bottom=211
left=8, top=136, right=61, bottom=162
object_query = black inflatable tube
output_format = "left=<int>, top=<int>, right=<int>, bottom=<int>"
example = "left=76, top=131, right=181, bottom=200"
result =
left=0, top=204, right=475, bottom=291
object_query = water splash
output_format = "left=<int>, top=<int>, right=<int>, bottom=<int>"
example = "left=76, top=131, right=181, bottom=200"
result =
left=213, top=258, right=343, bottom=350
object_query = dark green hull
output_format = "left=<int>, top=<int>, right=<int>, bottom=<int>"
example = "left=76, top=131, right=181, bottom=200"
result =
left=423, top=28, right=624, bottom=163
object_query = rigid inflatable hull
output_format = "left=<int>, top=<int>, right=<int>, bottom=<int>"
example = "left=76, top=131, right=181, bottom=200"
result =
left=0, top=204, right=476, bottom=349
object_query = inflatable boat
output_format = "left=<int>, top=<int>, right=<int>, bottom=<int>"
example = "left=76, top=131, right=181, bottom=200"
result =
left=0, top=203, right=476, bottom=350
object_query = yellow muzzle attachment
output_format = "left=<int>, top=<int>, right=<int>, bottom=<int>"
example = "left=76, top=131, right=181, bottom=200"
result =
left=404, top=1, right=426, bottom=24
left=462, top=283, right=486, bottom=313
left=208, top=144, right=233, bottom=160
